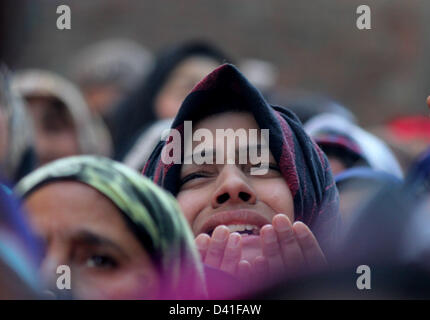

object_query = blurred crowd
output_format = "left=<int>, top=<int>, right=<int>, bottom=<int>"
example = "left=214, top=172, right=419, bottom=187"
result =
left=1, top=38, right=430, bottom=299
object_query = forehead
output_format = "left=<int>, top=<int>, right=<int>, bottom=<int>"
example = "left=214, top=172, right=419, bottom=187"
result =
left=194, top=111, right=259, bottom=132
left=173, top=56, right=221, bottom=78
left=182, top=111, right=274, bottom=164
left=24, top=181, right=126, bottom=236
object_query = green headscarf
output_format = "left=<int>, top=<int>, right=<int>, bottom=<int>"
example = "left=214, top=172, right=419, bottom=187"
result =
left=15, top=155, right=206, bottom=299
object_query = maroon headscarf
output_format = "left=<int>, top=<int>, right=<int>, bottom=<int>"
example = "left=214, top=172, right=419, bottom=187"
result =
left=143, top=64, right=340, bottom=254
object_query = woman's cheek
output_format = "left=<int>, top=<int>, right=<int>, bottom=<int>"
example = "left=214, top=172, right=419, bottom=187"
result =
left=255, top=179, right=294, bottom=219
left=177, top=190, right=203, bottom=226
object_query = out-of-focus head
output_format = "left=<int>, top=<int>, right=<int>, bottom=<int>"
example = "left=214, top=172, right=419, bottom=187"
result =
left=267, top=91, right=357, bottom=125
left=16, top=156, right=205, bottom=299
left=70, top=39, right=153, bottom=116
left=305, top=113, right=403, bottom=179
left=151, top=41, right=230, bottom=119
left=12, top=70, right=111, bottom=166
left=310, top=131, right=367, bottom=176
left=335, top=167, right=402, bottom=223
left=154, top=56, right=221, bottom=119
left=238, top=58, right=279, bottom=95
left=109, top=40, right=230, bottom=160
left=405, top=147, right=430, bottom=201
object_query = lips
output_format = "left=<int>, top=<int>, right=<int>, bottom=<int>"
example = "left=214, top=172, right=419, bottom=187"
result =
left=197, top=209, right=271, bottom=236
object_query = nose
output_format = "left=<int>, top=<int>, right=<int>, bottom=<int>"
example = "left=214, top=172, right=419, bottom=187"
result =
left=211, top=165, right=257, bottom=208
left=39, top=245, right=72, bottom=299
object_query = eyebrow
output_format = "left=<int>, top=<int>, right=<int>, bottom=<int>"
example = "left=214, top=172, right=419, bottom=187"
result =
left=183, top=143, right=268, bottom=164
left=72, top=230, right=129, bottom=259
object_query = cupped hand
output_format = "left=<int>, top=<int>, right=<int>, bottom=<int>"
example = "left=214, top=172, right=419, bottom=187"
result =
left=256, top=214, right=327, bottom=280
left=194, top=214, right=327, bottom=285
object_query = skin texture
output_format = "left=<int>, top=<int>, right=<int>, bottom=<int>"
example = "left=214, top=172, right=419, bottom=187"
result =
left=176, top=112, right=326, bottom=285
left=83, top=84, right=122, bottom=116
left=25, top=96, right=80, bottom=166
left=24, top=181, right=159, bottom=299
left=154, top=57, right=220, bottom=119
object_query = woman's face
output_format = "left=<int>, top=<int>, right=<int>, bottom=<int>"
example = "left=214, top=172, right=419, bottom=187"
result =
left=24, top=181, right=159, bottom=299
left=177, top=112, right=294, bottom=262
left=154, top=56, right=220, bottom=119
left=25, top=96, right=80, bottom=166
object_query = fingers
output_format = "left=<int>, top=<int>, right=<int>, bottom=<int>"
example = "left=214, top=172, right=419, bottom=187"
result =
left=293, top=221, right=327, bottom=271
left=204, top=225, right=230, bottom=268
left=252, top=256, right=270, bottom=287
left=253, top=255, right=269, bottom=276
left=272, top=214, right=305, bottom=274
left=427, top=95, right=430, bottom=110
left=237, top=260, right=252, bottom=283
left=220, top=232, right=242, bottom=274
left=195, top=233, right=210, bottom=261
left=260, top=225, right=284, bottom=273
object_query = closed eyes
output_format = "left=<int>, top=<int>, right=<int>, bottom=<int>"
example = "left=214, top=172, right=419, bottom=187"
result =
left=180, top=171, right=213, bottom=186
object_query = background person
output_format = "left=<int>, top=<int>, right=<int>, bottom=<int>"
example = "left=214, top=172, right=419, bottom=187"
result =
left=109, top=40, right=231, bottom=160
left=0, top=66, right=36, bottom=184
left=12, top=70, right=112, bottom=166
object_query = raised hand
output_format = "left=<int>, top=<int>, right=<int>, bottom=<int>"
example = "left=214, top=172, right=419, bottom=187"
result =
left=195, top=214, right=327, bottom=286
left=195, top=226, right=246, bottom=276
left=257, top=214, right=327, bottom=280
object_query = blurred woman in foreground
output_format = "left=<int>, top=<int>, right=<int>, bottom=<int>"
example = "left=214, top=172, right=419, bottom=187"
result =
left=16, top=156, right=205, bottom=299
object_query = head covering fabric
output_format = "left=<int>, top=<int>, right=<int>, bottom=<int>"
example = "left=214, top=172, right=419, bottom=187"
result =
left=267, top=90, right=357, bottom=125
left=15, top=155, right=206, bottom=298
left=69, top=38, right=154, bottom=93
left=109, top=40, right=230, bottom=160
left=0, top=66, right=37, bottom=183
left=123, top=118, right=173, bottom=172
left=305, top=113, right=403, bottom=179
left=143, top=64, right=340, bottom=253
left=405, top=147, right=430, bottom=200
left=336, top=166, right=403, bottom=187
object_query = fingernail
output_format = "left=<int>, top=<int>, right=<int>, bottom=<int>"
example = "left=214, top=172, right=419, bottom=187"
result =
left=213, top=225, right=229, bottom=241
left=227, top=232, right=241, bottom=248
left=254, top=256, right=265, bottom=267
left=196, top=235, right=210, bottom=249
left=262, top=225, right=276, bottom=244
left=293, top=221, right=309, bottom=239
left=238, top=260, right=251, bottom=274
left=274, top=214, right=290, bottom=232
